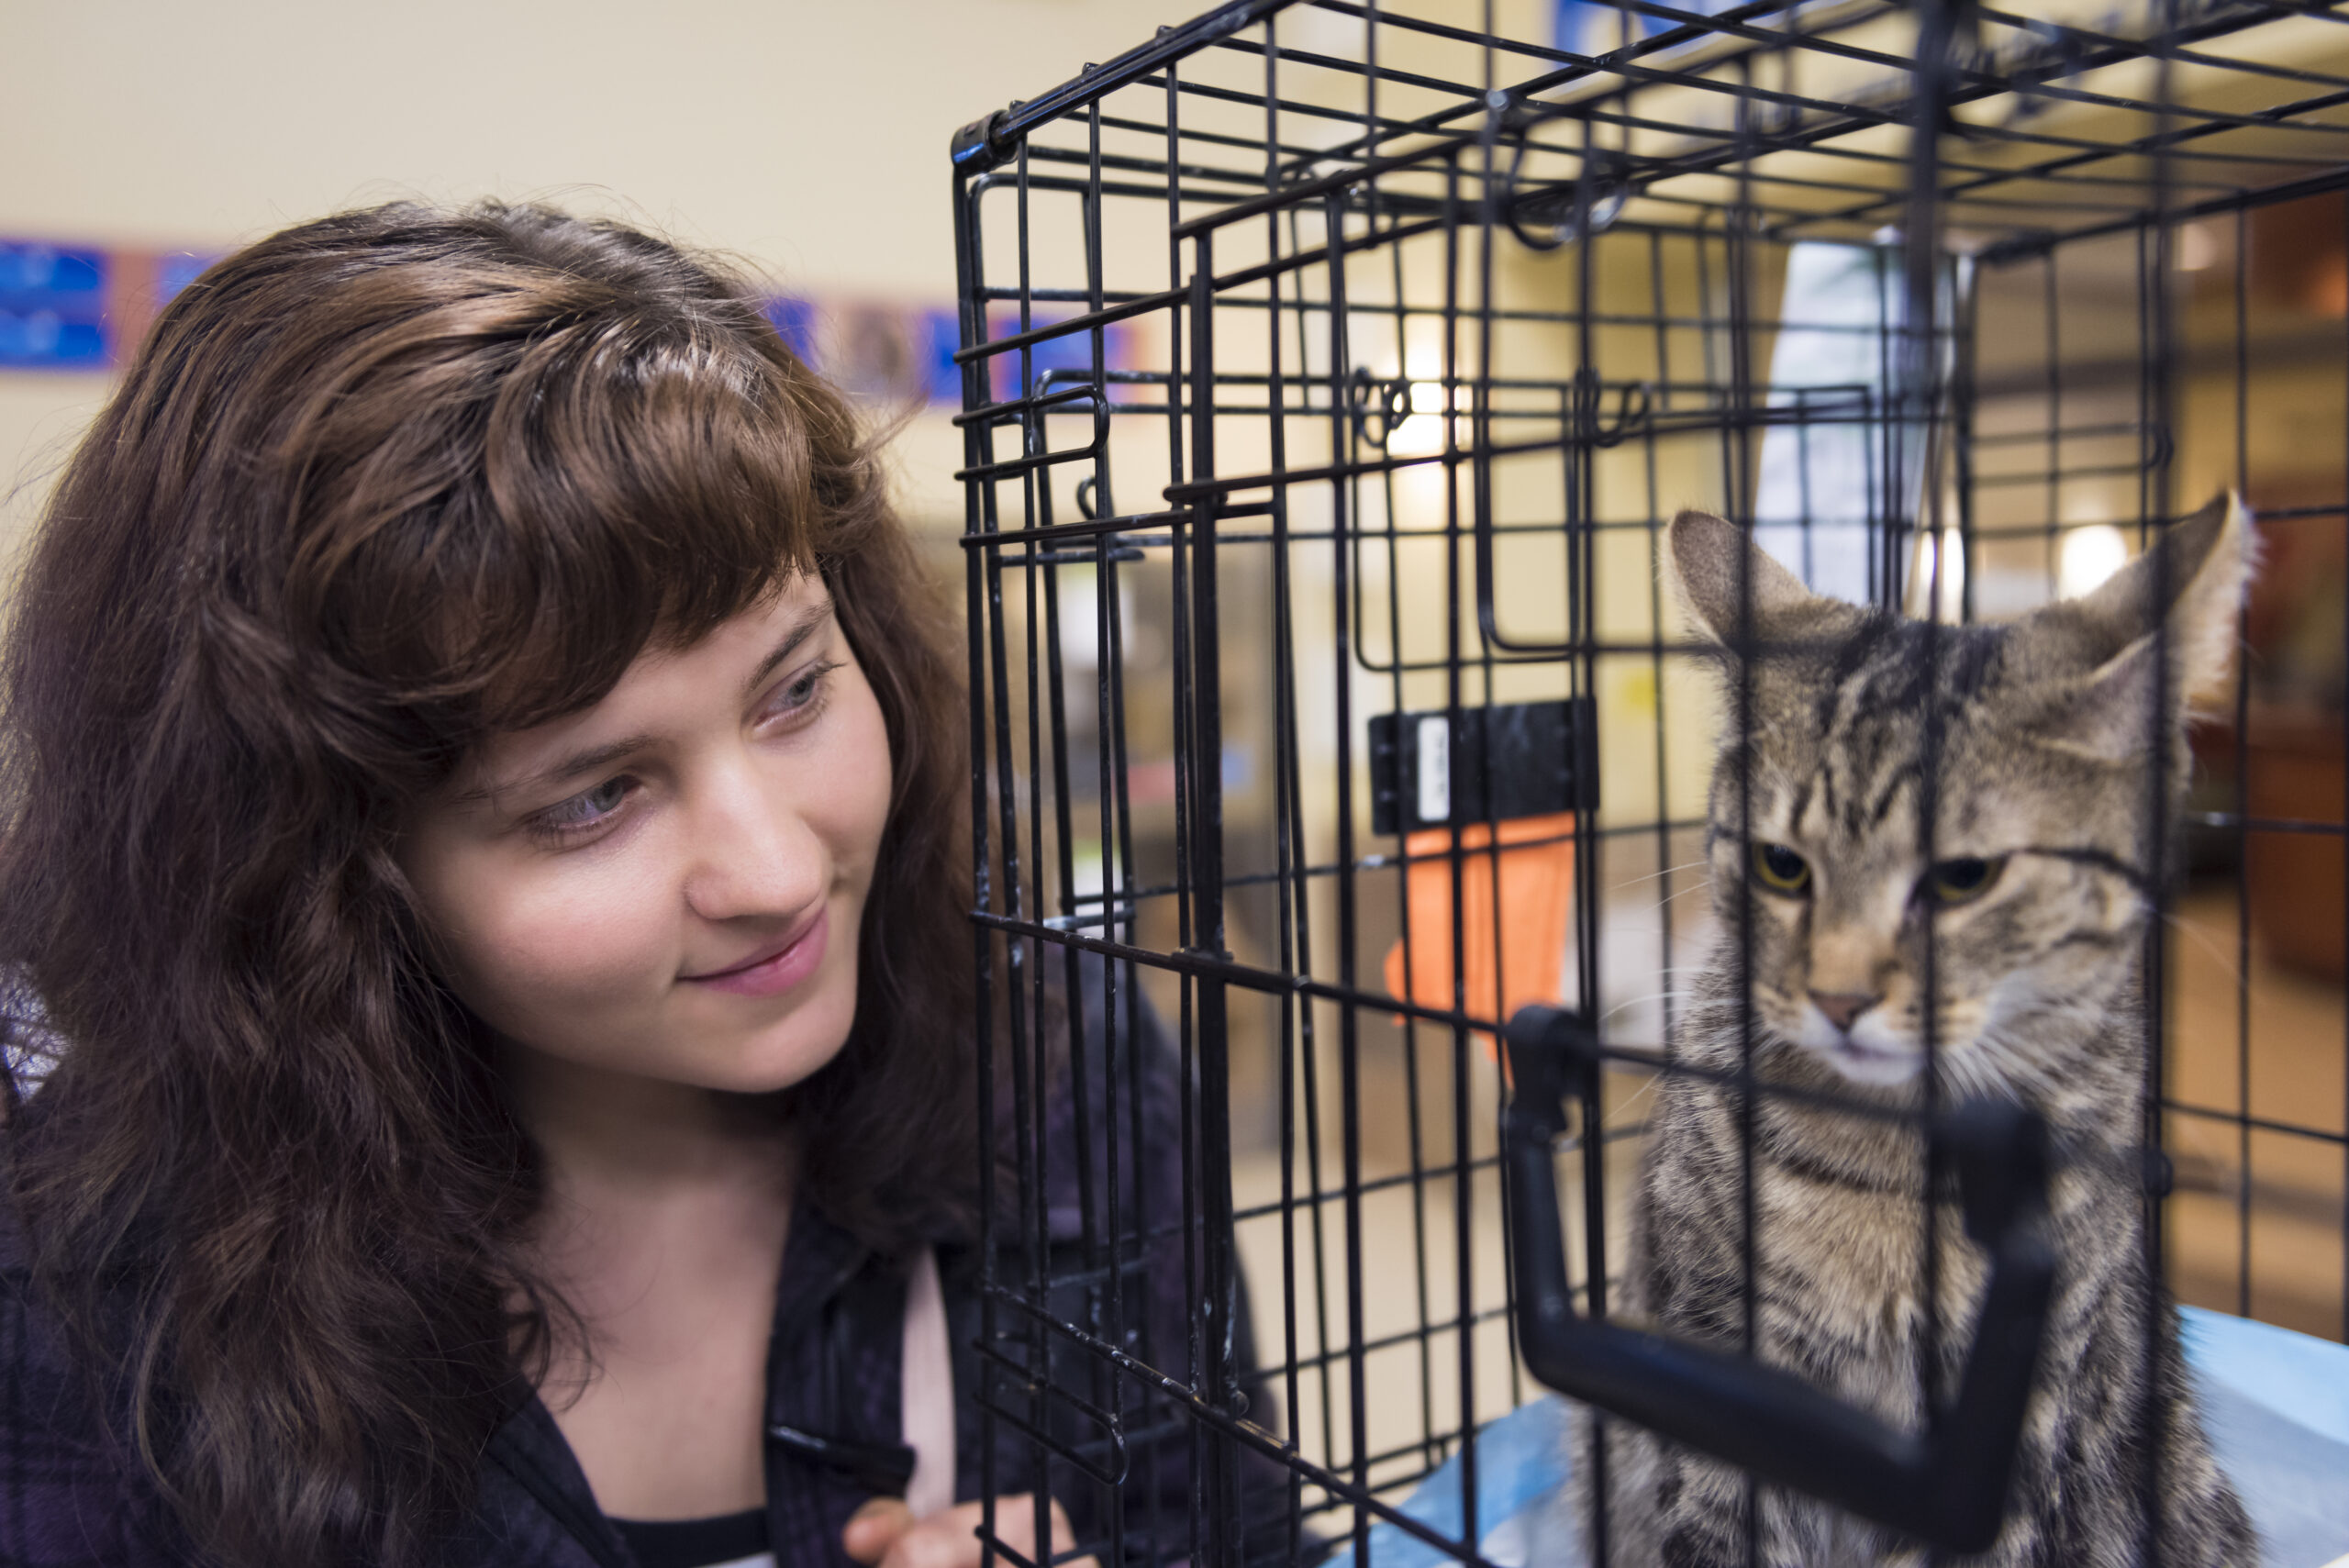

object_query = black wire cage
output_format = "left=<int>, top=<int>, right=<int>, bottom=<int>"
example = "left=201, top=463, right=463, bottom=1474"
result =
left=948, top=3, right=2349, bottom=1564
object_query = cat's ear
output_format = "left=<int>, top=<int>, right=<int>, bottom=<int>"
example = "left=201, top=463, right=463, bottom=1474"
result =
left=2030, top=637, right=2169, bottom=762
left=1665, top=508, right=1860, bottom=654
left=2011, top=492, right=2254, bottom=710
left=2017, top=493, right=2254, bottom=760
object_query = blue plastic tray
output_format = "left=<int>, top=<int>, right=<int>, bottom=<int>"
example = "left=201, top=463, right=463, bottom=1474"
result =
left=1328, top=1307, right=2349, bottom=1568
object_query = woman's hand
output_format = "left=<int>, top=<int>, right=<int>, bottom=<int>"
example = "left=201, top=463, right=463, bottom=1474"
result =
left=842, top=1495, right=1098, bottom=1568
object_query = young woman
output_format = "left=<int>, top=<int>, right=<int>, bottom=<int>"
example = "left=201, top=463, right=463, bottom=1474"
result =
left=0, top=202, right=1206, bottom=1568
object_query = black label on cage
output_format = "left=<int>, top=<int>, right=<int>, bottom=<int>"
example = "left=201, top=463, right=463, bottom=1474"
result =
left=1368, top=698, right=1597, bottom=836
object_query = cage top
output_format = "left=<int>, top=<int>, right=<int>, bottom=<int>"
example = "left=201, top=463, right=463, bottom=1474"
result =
left=952, top=0, right=2349, bottom=257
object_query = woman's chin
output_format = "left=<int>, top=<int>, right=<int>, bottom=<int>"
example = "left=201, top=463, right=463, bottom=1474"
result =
left=708, top=994, right=860, bottom=1096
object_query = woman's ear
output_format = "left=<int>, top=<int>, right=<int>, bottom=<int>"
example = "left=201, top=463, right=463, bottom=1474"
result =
left=1665, top=508, right=1862, bottom=656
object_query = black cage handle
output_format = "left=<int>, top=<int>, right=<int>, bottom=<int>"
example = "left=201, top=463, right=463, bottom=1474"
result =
left=1501, top=1005, right=2055, bottom=1555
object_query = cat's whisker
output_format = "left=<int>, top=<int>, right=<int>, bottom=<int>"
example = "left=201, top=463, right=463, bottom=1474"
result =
left=1605, top=861, right=1711, bottom=894
left=1603, top=1070, right=1664, bottom=1129
left=1598, top=989, right=1694, bottom=1027
left=2021, top=999, right=2119, bottom=1041
left=2158, top=909, right=2244, bottom=985
left=1964, top=1029, right=2066, bottom=1106
left=1947, top=1048, right=2021, bottom=1107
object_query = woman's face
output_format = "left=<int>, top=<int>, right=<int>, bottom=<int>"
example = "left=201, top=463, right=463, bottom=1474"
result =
left=400, top=574, right=894, bottom=1097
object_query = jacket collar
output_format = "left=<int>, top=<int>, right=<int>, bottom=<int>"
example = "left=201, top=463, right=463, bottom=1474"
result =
left=479, top=1195, right=886, bottom=1567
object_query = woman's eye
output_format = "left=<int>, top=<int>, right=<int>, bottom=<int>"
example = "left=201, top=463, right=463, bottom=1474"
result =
left=1751, top=841, right=1811, bottom=895
left=1926, top=856, right=2003, bottom=905
left=766, top=661, right=837, bottom=722
left=538, top=775, right=632, bottom=835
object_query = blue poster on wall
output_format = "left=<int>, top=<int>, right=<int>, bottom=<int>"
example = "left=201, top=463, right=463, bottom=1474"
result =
left=0, top=240, right=109, bottom=370
left=155, top=251, right=217, bottom=308
left=763, top=296, right=818, bottom=365
left=0, top=240, right=974, bottom=392
left=923, top=308, right=964, bottom=407
left=984, top=307, right=1130, bottom=406
left=1553, top=0, right=1741, bottom=57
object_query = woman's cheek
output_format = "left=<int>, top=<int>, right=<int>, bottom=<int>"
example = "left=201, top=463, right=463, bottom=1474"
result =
left=825, top=681, right=897, bottom=884
left=464, top=842, right=682, bottom=1044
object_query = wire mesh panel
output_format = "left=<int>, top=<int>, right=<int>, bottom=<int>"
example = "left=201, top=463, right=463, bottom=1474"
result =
left=948, top=5, right=2349, bottom=1565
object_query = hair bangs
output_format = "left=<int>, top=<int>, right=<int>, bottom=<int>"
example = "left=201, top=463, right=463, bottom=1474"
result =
left=351, top=306, right=825, bottom=738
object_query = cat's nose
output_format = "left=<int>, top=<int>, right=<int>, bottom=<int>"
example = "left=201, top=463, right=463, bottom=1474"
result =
left=1808, top=990, right=1880, bottom=1031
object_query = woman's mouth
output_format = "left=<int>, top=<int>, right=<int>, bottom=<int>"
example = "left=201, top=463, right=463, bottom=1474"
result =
left=683, top=907, right=829, bottom=998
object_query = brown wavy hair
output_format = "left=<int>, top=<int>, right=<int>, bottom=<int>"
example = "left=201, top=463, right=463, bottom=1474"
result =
left=0, top=202, right=974, bottom=1566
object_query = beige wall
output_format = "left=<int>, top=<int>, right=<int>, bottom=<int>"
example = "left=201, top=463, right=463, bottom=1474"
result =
left=1, top=0, right=1205, bottom=543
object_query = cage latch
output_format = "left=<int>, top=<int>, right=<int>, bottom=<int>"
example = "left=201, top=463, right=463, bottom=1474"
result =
left=1368, top=698, right=1597, bottom=836
left=1500, top=1004, right=2055, bottom=1555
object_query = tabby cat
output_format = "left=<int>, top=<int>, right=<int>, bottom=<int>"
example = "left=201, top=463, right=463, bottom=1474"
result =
left=1539, top=497, right=2258, bottom=1567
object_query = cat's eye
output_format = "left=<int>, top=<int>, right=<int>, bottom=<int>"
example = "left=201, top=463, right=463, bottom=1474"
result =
left=1750, top=842, right=1811, bottom=895
left=1925, top=856, right=2004, bottom=905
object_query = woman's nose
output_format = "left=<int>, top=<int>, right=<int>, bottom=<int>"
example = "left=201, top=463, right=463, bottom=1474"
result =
left=681, top=757, right=825, bottom=923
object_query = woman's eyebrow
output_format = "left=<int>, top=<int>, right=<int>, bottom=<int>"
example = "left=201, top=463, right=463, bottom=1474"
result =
left=740, top=597, right=837, bottom=704
left=460, top=599, right=841, bottom=807
left=462, top=733, right=662, bottom=806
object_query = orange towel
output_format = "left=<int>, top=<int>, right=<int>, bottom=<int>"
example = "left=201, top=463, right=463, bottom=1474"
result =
left=1381, top=811, right=1575, bottom=1043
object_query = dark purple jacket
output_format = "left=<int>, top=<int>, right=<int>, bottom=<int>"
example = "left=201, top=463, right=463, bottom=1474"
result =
left=0, top=967, right=1287, bottom=1567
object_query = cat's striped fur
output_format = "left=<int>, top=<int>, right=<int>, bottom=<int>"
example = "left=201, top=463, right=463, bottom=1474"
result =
left=1549, top=498, right=2258, bottom=1567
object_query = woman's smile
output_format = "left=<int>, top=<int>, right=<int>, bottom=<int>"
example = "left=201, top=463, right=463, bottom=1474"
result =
left=684, top=905, right=829, bottom=996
